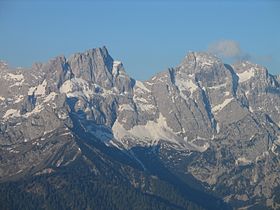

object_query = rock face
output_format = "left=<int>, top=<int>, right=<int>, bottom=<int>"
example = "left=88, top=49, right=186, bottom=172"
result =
left=0, top=47, right=280, bottom=209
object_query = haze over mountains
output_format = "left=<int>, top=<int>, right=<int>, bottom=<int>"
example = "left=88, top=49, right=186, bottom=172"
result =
left=0, top=47, right=280, bottom=210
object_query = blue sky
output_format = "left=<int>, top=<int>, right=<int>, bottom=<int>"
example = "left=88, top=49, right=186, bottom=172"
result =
left=0, top=0, right=279, bottom=80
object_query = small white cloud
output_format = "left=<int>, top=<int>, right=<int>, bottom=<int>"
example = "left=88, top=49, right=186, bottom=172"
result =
left=207, top=40, right=273, bottom=66
left=208, top=40, right=243, bottom=59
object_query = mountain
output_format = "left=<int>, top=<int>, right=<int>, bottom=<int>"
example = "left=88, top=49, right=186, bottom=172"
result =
left=0, top=47, right=280, bottom=210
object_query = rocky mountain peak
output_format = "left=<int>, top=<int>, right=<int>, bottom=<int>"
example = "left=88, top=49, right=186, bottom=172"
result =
left=42, top=55, right=72, bottom=89
left=233, top=60, right=266, bottom=73
left=179, top=51, right=223, bottom=74
left=176, top=51, right=231, bottom=91
left=1, top=47, right=280, bottom=209
left=67, top=47, right=115, bottom=89
left=232, top=60, right=270, bottom=85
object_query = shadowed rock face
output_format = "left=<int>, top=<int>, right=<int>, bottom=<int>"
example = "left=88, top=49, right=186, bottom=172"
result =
left=68, top=47, right=114, bottom=87
left=0, top=47, right=280, bottom=209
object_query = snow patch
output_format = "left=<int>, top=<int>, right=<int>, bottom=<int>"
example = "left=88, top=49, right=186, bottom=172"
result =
left=43, top=92, right=57, bottom=103
left=137, top=103, right=156, bottom=112
left=6, top=73, right=24, bottom=81
left=176, top=77, right=198, bottom=99
left=186, top=80, right=198, bottom=94
left=135, top=80, right=151, bottom=93
left=134, top=97, right=149, bottom=104
left=208, top=83, right=226, bottom=90
left=216, top=122, right=220, bottom=133
left=10, top=80, right=25, bottom=87
left=109, top=140, right=123, bottom=150
left=3, top=109, right=21, bottom=119
left=235, top=157, right=252, bottom=165
left=145, top=81, right=154, bottom=86
left=28, top=86, right=37, bottom=96
left=224, top=91, right=230, bottom=96
left=194, top=53, right=217, bottom=68
left=118, top=104, right=134, bottom=112
left=212, top=98, right=233, bottom=113
left=15, top=95, right=24, bottom=103
left=27, top=79, right=47, bottom=96
left=35, top=79, right=47, bottom=96
left=112, top=60, right=122, bottom=76
left=249, top=106, right=254, bottom=112
left=60, top=78, right=93, bottom=99
left=23, top=105, right=43, bottom=117
left=188, top=139, right=210, bottom=152
left=133, top=92, right=156, bottom=112
left=237, top=68, right=255, bottom=83
left=59, top=132, right=73, bottom=137
left=112, top=113, right=177, bottom=145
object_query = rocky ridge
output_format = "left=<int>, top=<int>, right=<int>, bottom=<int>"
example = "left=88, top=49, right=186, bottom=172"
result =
left=0, top=47, right=280, bottom=209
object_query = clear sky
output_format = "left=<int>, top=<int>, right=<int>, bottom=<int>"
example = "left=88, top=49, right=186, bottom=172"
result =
left=0, top=0, right=279, bottom=80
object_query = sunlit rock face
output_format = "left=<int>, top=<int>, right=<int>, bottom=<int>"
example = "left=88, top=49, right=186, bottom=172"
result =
left=1, top=47, right=280, bottom=208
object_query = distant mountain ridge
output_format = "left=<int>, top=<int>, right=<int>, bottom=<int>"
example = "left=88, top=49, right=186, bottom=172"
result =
left=0, top=47, right=280, bottom=209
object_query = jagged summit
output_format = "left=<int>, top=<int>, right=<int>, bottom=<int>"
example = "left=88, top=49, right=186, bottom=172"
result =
left=68, top=46, right=110, bottom=59
left=179, top=51, right=223, bottom=74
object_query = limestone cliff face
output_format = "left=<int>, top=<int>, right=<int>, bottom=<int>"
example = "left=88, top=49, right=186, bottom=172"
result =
left=0, top=47, right=280, bottom=208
